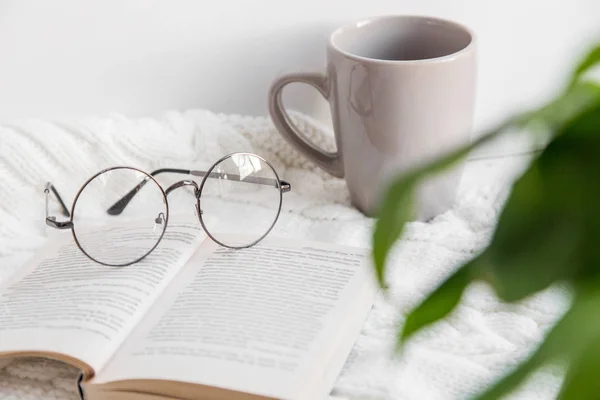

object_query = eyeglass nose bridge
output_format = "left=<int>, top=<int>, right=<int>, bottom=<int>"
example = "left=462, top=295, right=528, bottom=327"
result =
left=164, top=179, right=204, bottom=218
left=165, top=179, right=200, bottom=197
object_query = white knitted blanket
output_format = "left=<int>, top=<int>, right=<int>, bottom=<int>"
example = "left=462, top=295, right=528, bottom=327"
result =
left=0, top=111, right=568, bottom=399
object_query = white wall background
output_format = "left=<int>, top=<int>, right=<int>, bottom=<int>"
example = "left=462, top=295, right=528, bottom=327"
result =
left=0, top=0, right=599, bottom=155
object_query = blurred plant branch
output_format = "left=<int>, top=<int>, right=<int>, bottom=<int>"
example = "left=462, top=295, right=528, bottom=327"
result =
left=372, top=44, right=600, bottom=399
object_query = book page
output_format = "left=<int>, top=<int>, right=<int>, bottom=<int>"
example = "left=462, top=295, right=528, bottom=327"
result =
left=0, top=221, right=205, bottom=373
left=93, top=236, right=377, bottom=399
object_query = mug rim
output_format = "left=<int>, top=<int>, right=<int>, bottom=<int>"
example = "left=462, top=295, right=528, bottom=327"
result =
left=328, top=15, right=476, bottom=65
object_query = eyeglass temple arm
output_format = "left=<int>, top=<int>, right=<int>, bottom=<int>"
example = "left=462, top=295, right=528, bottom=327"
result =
left=44, top=182, right=73, bottom=229
left=106, top=168, right=291, bottom=216
left=190, top=170, right=291, bottom=192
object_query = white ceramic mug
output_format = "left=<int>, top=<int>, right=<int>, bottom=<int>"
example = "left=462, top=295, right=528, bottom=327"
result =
left=269, top=15, right=476, bottom=218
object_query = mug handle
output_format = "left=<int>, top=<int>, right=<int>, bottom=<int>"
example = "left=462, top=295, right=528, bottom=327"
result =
left=268, top=72, right=344, bottom=178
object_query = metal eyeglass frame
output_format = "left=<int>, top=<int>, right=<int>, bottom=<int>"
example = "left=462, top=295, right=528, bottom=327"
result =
left=44, top=152, right=291, bottom=267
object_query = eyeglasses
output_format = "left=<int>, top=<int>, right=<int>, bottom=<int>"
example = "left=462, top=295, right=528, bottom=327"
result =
left=44, top=152, right=291, bottom=267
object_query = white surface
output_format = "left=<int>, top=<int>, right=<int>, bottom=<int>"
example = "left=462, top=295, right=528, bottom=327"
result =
left=0, top=111, right=568, bottom=399
left=1, top=0, right=599, bottom=155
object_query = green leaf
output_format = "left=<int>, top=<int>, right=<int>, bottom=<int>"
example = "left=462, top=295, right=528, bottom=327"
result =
left=558, top=338, right=600, bottom=400
left=569, top=44, right=600, bottom=88
left=476, top=283, right=600, bottom=400
left=373, top=80, right=600, bottom=292
left=372, top=84, right=600, bottom=289
left=476, top=162, right=583, bottom=301
left=531, top=81, right=600, bottom=136
left=372, top=185, right=415, bottom=288
left=374, top=44, right=600, bottom=400
left=475, top=334, right=555, bottom=400
left=399, top=262, right=473, bottom=344
left=372, top=120, right=516, bottom=289
left=557, top=100, right=600, bottom=139
left=479, top=104, right=600, bottom=301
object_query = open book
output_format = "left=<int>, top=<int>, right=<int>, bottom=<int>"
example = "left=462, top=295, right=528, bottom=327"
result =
left=0, top=221, right=377, bottom=400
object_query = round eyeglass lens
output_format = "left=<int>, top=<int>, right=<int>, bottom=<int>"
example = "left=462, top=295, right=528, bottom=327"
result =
left=71, top=167, right=168, bottom=266
left=198, top=153, right=282, bottom=248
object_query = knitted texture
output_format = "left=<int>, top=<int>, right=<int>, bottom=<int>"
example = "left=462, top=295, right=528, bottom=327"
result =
left=0, top=110, right=567, bottom=399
